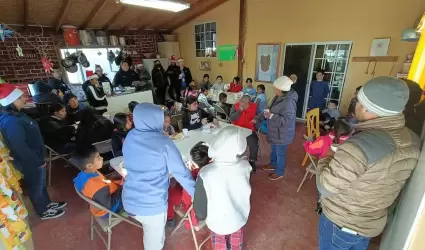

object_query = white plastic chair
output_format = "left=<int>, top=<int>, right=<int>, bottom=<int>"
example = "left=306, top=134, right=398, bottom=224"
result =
left=170, top=204, right=211, bottom=250
left=213, top=104, right=231, bottom=123
left=74, top=186, right=143, bottom=250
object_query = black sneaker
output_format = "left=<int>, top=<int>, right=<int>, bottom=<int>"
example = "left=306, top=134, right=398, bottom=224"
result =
left=47, top=201, right=67, bottom=210
left=40, top=209, right=65, bottom=220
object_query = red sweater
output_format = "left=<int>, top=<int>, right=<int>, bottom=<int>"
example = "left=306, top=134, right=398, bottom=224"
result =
left=303, top=131, right=350, bottom=159
left=232, top=102, right=257, bottom=131
left=229, top=82, right=243, bottom=93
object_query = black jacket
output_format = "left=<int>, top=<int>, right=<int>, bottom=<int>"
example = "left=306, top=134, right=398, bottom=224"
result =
left=83, top=81, right=108, bottom=111
left=112, top=69, right=140, bottom=87
left=76, top=115, right=114, bottom=148
left=166, top=64, right=180, bottom=86
left=33, top=81, right=64, bottom=104
left=182, top=108, right=214, bottom=131
left=38, top=116, right=76, bottom=151
left=151, top=65, right=169, bottom=90
left=179, top=67, right=193, bottom=87
left=66, top=104, right=84, bottom=124
left=111, top=129, right=128, bottom=157
left=48, top=77, right=71, bottom=95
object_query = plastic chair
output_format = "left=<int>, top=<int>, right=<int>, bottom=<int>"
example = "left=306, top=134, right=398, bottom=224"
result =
left=74, top=186, right=143, bottom=250
left=170, top=204, right=211, bottom=250
left=301, top=108, right=320, bottom=167
left=297, top=154, right=318, bottom=192
left=45, top=145, right=73, bottom=186
left=213, top=104, right=231, bottom=123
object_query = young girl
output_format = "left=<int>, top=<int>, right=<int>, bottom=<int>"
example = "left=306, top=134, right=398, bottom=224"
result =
left=111, top=113, right=133, bottom=157
left=243, top=78, right=256, bottom=98
left=184, top=81, right=199, bottom=98
left=255, top=84, right=266, bottom=115
left=303, top=119, right=353, bottom=159
left=163, top=114, right=176, bottom=137
left=211, top=75, right=225, bottom=91
left=229, top=76, right=243, bottom=93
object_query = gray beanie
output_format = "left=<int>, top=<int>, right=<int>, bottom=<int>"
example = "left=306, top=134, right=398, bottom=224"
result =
left=357, top=76, right=409, bottom=116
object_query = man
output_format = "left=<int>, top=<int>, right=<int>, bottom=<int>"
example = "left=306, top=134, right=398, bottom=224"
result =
left=316, top=76, right=420, bottom=250
left=229, top=95, right=258, bottom=172
left=48, top=69, right=71, bottom=97
left=178, top=58, right=193, bottom=96
left=151, top=60, right=169, bottom=105
left=94, top=65, right=113, bottom=94
left=166, top=55, right=180, bottom=101
left=83, top=71, right=108, bottom=115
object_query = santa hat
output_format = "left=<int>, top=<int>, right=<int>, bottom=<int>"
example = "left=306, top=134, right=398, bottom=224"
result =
left=273, top=76, right=294, bottom=92
left=135, top=60, right=143, bottom=67
left=0, top=84, right=24, bottom=106
left=86, top=70, right=98, bottom=81
left=170, top=55, right=176, bottom=63
left=177, top=57, right=184, bottom=63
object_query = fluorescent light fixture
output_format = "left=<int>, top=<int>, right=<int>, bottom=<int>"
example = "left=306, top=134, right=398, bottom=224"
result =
left=120, top=0, right=190, bottom=12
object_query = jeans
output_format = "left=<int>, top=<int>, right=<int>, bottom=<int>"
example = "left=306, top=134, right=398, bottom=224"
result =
left=246, top=132, right=259, bottom=162
left=270, top=144, right=288, bottom=176
left=134, top=211, right=167, bottom=250
left=319, top=214, right=370, bottom=250
left=23, top=167, right=51, bottom=216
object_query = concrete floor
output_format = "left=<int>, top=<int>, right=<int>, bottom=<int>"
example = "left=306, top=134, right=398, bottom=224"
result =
left=26, top=124, right=381, bottom=250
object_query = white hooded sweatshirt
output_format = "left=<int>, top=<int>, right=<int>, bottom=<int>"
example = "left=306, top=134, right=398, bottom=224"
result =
left=197, top=126, right=252, bottom=235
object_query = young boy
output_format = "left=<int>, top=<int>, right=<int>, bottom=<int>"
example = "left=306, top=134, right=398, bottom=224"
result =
left=255, top=84, right=266, bottom=114
left=321, top=100, right=341, bottom=131
left=163, top=114, right=176, bottom=136
left=200, top=74, right=212, bottom=90
left=242, top=78, right=256, bottom=99
left=128, top=101, right=138, bottom=124
left=73, top=146, right=123, bottom=216
left=217, top=93, right=231, bottom=118
left=198, top=86, right=215, bottom=113
left=194, top=126, right=251, bottom=250
left=165, top=100, right=181, bottom=116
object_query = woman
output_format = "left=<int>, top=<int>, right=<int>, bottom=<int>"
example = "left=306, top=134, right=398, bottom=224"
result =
left=95, top=65, right=114, bottom=94
left=75, top=107, right=114, bottom=148
left=113, top=61, right=140, bottom=87
left=254, top=76, right=297, bottom=181
left=0, top=84, right=66, bottom=219
left=182, top=96, right=217, bottom=130
left=111, top=113, right=132, bottom=157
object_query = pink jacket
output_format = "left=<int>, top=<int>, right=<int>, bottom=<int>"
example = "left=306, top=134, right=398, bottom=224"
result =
left=303, top=131, right=350, bottom=159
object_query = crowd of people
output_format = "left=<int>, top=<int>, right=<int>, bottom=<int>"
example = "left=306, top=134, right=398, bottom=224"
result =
left=0, top=59, right=424, bottom=250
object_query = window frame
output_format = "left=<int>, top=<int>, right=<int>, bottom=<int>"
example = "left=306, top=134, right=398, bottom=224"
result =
left=194, top=21, right=217, bottom=58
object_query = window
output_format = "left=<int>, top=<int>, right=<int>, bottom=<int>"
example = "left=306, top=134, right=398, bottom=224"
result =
left=195, top=22, right=217, bottom=57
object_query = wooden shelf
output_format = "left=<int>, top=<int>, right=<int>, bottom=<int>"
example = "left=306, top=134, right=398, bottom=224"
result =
left=60, top=45, right=139, bottom=49
left=352, top=56, right=399, bottom=62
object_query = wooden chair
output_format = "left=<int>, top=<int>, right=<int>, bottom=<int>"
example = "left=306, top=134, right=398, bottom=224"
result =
left=74, top=186, right=143, bottom=250
left=171, top=204, right=211, bottom=250
left=301, top=108, right=320, bottom=167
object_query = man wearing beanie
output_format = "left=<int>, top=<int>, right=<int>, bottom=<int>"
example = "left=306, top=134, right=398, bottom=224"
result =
left=316, top=76, right=420, bottom=249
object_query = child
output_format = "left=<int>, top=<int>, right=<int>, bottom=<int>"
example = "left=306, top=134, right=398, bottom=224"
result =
left=182, top=96, right=217, bottom=130
left=217, top=93, right=231, bottom=119
left=194, top=126, right=251, bottom=249
left=165, top=100, right=181, bottom=116
left=308, top=70, right=330, bottom=110
left=128, top=101, right=138, bottom=124
left=73, top=146, right=123, bottom=217
left=229, top=76, right=243, bottom=93
left=242, top=78, right=256, bottom=99
left=167, top=141, right=210, bottom=228
left=255, top=84, right=266, bottom=114
left=163, top=114, right=176, bottom=136
left=112, top=113, right=133, bottom=157
left=211, top=75, right=225, bottom=91
left=184, top=81, right=198, bottom=98
left=321, top=100, right=341, bottom=131
left=197, top=86, right=215, bottom=113
left=200, top=74, right=212, bottom=90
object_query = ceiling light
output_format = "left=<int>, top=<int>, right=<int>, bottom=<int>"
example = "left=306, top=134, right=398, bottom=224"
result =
left=120, top=0, right=190, bottom=12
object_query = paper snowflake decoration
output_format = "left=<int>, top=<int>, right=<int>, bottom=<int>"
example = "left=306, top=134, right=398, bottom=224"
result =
left=16, top=44, right=23, bottom=57
left=41, top=56, right=54, bottom=74
left=0, top=24, right=13, bottom=42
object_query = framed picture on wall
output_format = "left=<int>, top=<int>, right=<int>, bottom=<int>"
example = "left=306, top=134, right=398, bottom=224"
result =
left=255, top=43, right=281, bottom=83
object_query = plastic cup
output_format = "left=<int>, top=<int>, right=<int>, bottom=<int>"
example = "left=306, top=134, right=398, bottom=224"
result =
left=182, top=128, right=189, bottom=137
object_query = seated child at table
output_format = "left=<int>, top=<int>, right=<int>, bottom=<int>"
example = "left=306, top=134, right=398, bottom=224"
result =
left=320, top=100, right=341, bottom=131
left=182, top=96, right=218, bottom=130
left=111, top=113, right=133, bottom=157
left=255, top=84, right=266, bottom=114
left=198, top=86, right=215, bottom=113
left=242, top=77, right=256, bottom=99
left=163, top=114, right=177, bottom=137
left=217, top=93, right=231, bottom=119
left=167, top=141, right=211, bottom=227
left=165, top=100, right=181, bottom=116
left=73, top=145, right=123, bottom=216
left=128, top=101, right=138, bottom=124
left=184, top=81, right=198, bottom=98
left=194, top=126, right=252, bottom=249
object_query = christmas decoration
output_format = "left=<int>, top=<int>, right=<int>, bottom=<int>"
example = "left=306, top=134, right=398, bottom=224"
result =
left=0, top=24, right=13, bottom=42
left=41, top=56, right=54, bottom=74
left=16, top=44, right=23, bottom=57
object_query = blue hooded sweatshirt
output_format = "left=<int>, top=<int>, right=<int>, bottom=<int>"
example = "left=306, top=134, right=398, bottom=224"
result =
left=0, top=112, right=45, bottom=174
left=122, top=103, right=195, bottom=216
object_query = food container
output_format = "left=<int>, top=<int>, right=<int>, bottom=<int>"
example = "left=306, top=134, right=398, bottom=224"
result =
left=78, top=30, right=94, bottom=45
left=109, top=35, right=119, bottom=46
left=119, top=36, right=126, bottom=46
left=62, top=25, right=80, bottom=46
left=95, top=30, right=108, bottom=45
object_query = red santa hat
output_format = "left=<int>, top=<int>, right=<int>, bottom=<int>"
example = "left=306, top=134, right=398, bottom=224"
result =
left=135, top=60, right=143, bottom=67
left=177, top=57, right=184, bottom=63
left=86, top=70, right=98, bottom=81
left=170, top=55, right=176, bottom=63
left=0, top=84, right=24, bottom=106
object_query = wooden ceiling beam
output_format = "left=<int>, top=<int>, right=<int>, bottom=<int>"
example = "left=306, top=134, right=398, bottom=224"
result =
left=55, top=0, right=71, bottom=32
left=80, top=0, right=108, bottom=29
left=168, top=0, right=229, bottom=31
left=102, top=6, right=127, bottom=30
left=23, top=0, right=29, bottom=30
left=137, top=13, right=164, bottom=32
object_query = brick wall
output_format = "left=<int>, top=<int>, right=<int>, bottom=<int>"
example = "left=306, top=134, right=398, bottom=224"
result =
left=0, top=31, right=164, bottom=84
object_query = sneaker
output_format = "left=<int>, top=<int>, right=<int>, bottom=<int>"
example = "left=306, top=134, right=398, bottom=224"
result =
left=262, top=165, right=275, bottom=171
left=166, top=218, right=176, bottom=228
left=268, top=173, right=283, bottom=181
left=40, top=208, right=65, bottom=220
left=47, top=201, right=67, bottom=210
